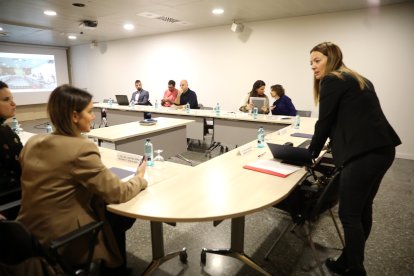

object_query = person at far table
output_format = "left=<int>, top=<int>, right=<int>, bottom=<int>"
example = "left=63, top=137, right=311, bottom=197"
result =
left=270, top=84, right=297, bottom=116
left=161, top=80, right=178, bottom=107
left=18, top=85, right=148, bottom=275
left=174, top=79, right=199, bottom=109
left=130, top=80, right=149, bottom=105
left=239, top=80, right=270, bottom=114
left=0, top=81, right=23, bottom=219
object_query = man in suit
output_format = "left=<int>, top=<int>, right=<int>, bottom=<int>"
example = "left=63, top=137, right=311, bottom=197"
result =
left=130, top=80, right=149, bottom=105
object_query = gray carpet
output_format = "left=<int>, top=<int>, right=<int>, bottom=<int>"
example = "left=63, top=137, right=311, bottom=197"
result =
left=19, top=119, right=414, bottom=275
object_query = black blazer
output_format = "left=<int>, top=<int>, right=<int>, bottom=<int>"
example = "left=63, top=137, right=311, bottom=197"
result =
left=308, top=73, right=401, bottom=167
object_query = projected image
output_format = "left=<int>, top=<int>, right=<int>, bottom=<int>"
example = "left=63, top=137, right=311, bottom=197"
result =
left=0, top=52, right=57, bottom=92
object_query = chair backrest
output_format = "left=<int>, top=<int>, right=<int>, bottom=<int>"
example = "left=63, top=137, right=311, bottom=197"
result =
left=296, top=110, right=312, bottom=117
left=0, top=219, right=41, bottom=265
left=310, top=170, right=341, bottom=220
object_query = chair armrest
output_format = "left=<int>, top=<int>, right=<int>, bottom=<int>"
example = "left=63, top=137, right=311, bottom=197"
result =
left=0, top=199, right=21, bottom=212
left=49, top=221, right=104, bottom=250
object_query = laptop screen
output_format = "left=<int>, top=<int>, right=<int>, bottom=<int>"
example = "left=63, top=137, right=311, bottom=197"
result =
left=267, top=143, right=313, bottom=166
left=115, top=95, right=129, bottom=105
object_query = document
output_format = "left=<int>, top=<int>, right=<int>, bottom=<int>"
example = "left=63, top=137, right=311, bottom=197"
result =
left=243, top=159, right=301, bottom=178
left=110, top=167, right=135, bottom=179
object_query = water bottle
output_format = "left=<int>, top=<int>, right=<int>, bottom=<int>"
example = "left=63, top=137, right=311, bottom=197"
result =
left=186, top=102, right=190, bottom=113
left=253, top=107, right=258, bottom=119
left=154, top=99, right=159, bottom=109
left=46, top=122, right=53, bottom=133
left=108, top=97, right=113, bottom=107
left=215, top=102, right=221, bottom=116
left=293, top=115, right=300, bottom=129
left=144, top=138, right=154, bottom=166
left=257, top=126, right=265, bottom=148
left=11, top=117, right=19, bottom=134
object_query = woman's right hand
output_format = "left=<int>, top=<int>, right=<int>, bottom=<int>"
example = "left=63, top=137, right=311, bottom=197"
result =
left=245, top=103, right=253, bottom=111
left=136, top=156, right=147, bottom=178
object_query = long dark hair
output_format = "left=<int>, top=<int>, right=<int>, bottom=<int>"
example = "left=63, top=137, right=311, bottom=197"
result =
left=47, top=85, right=92, bottom=136
left=249, top=80, right=266, bottom=97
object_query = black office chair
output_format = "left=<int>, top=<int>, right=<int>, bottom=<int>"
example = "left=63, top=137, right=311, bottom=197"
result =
left=264, top=164, right=344, bottom=276
left=0, top=186, right=22, bottom=220
left=0, top=217, right=104, bottom=276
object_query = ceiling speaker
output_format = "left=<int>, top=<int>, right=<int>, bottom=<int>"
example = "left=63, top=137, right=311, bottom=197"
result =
left=231, top=22, right=244, bottom=33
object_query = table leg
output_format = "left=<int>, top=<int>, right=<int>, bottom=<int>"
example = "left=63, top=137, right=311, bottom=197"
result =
left=200, top=216, right=271, bottom=276
left=141, top=221, right=187, bottom=275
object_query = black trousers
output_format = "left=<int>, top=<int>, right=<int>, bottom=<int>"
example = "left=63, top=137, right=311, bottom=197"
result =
left=337, top=146, right=395, bottom=273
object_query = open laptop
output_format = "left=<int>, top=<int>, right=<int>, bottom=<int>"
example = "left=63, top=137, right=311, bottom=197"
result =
left=115, top=95, right=130, bottom=106
left=267, top=143, right=313, bottom=166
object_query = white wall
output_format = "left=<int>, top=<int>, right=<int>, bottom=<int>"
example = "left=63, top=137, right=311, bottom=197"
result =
left=70, top=3, right=414, bottom=160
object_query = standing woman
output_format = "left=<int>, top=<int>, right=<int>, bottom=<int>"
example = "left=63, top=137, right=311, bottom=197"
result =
left=0, top=81, right=23, bottom=219
left=239, top=80, right=270, bottom=114
left=269, top=84, right=297, bottom=116
left=308, top=42, right=401, bottom=275
left=17, top=85, right=148, bottom=275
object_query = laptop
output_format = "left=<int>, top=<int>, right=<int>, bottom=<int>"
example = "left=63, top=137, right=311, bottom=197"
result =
left=267, top=143, right=313, bottom=166
left=115, top=95, right=130, bottom=106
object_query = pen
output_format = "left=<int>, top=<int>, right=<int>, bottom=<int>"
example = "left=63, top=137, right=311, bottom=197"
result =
left=258, top=152, right=266, bottom=158
left=139, top=155, right=146, bottom=166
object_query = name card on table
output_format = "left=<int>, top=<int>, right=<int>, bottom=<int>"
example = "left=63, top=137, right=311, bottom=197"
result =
left=238, top=145, right=253, bottom=156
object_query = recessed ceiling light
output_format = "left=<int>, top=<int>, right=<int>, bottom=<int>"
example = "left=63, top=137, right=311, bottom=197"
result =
left=68, top=35, right=77, bottom=40
left=0, top=27, right=3, bottom=31
left=212, top=8, right=224, bottom=15
left=44, top=10, right=57, bottom=16
left=123, top=23, right=135, bottom=30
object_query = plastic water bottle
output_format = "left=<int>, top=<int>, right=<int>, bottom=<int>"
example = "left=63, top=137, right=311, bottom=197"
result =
left=215, top=102, right=221, bottom=116
left=257, top=126, right=265, bottom=148
left=293, top=115, right=300, bottom=129
left=108, top=98, right=113, bottom=107
left=11, top=117, right=19, bottom=134
left=46, top=122, right=53, bottom=133
left=154, top=99, right=159, bottom=109
left=253, top=107, right=258, bottom=119
left=144, top=138, right=154, bottom=166
left=186, top=102, right=190, bottom=113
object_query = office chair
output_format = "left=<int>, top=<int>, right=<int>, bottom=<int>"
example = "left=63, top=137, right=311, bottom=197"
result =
left=296, top=110, right=312, bottom=117
left=0, top=186, right=21, bottom=219
left=264, top=163, right=344, bottom=276
left=0, top=218, right=104, bottom=276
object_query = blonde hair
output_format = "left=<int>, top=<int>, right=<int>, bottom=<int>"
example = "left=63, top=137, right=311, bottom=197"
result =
left=310, top=42, right=368, bottom=105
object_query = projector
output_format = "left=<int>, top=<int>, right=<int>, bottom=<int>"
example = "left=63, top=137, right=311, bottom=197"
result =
left=79, top=20, right=98, bottom=29
left=231, top=22, right=244, bottom=33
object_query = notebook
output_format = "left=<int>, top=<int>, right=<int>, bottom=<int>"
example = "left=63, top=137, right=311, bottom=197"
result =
left=115, top=95, right=130, bottom=106
left=267, top=143, right=313, bottom=166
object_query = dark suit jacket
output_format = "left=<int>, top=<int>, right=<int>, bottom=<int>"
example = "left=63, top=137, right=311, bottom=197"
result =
left=308, top=73, right=401, bottom=167
left=130, top=89, right=149, bottom=105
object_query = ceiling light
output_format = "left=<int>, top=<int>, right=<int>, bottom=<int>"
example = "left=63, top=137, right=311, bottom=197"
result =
left=44, top=10, right=57, bottom=16
left=212, top=8, right=224, bottom=15
left=123, top=23, right=134, bottom=30
left=68, top=35, right=77, bottom=40
left=0, top=27, right=3, bottom=31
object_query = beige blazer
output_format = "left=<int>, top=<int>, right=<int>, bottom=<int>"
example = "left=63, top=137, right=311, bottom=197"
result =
left=17, top=134, right=147, bottom=268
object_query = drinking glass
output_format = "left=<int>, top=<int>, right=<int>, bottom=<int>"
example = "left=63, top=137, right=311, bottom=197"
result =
left=154, top=149, right=165, bottom=168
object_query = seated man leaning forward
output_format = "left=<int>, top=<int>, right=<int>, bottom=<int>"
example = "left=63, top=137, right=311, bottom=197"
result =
left=174, top=80, right=199, bottom=109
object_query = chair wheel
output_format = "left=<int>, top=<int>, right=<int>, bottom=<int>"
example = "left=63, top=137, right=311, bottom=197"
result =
left=200, top=249, right=207, bottom=264
left=179, top=249, right=188, bottom=263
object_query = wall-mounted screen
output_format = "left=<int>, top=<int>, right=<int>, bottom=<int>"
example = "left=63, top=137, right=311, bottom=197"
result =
left=0, top=52, right=57, bottom=92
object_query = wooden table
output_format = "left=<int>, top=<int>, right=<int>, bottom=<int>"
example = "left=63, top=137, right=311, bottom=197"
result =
left=108, top=118, right=317, bottom=275
left=87, top=117, right=194, bottom=159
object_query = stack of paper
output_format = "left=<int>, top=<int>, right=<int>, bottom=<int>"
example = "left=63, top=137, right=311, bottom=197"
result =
left=243, top=159, right=301, bottom=178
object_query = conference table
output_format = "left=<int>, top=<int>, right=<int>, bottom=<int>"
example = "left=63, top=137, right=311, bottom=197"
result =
left=87, top=117, right=194, bottom=159
left=93, top=102, right=295, bottom=148
left=108, top=118, right=317, bottom=275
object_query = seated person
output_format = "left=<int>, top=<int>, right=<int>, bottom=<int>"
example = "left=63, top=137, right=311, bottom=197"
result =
left=174, top=80, right=199, bottom=109
left=0, top=81, right=23, bottom=219
left=239, top=80, right=270, bottom=114
left=161, top=80, right=178, bottom=107
left=17, top=85, right=148, bottom=274
left=270, top=84, right=297, bottom=116
left=130, top=80, right=150, bottom=105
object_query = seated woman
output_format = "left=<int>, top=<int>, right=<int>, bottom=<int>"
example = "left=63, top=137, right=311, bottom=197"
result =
left=239, top=80, right=270, bottom=114
left=0, top=81, right=23, bottom=219
left=17, top=85, right=148, bottom=275
left=270, top=84, right=297, bottom=116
